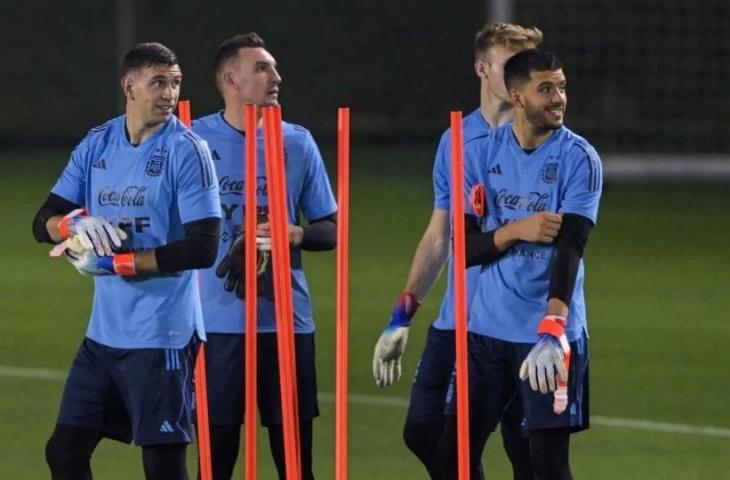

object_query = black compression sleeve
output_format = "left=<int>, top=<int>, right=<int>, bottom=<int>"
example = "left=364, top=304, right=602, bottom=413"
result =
left=155, top=217, right=221, bottom=272
left=300, top=214, right=337, bottom=251
left=32, top=193, right=81, bottom=244
left=548, top=213, right=593, bottom=304
left=464, top=214, right=504, bottom=267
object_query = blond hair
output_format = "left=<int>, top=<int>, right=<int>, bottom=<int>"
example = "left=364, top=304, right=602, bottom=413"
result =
left=474, top=22, right=544, bottom=60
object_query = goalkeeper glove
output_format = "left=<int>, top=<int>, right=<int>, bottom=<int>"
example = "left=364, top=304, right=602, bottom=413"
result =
left=62, top=235, right=137, bottom=276
left=372, top=292, right=420, bottom=387
left=215, top=233, right=271, bottom=299
left=58, top=208, right=126, bottom=256
left=519, top=315, right=571, bottom=414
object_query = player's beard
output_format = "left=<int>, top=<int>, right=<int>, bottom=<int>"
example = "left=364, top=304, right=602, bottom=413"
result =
left=524, top=98, right=564, bottom=133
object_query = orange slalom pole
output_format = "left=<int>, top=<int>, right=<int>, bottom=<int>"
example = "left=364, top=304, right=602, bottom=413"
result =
left=262, top=106, right=301, bottom=480
left=243, top=104, right=258, bottom=480
left=273, top=106, right=302, bottom=466
left=335, top=108, right=350, bottom=480
left=178, top=100, right=214, bottom=480
left=450, top=111, right=470, bottom=480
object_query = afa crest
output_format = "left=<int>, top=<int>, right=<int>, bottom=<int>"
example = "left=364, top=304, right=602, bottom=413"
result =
left=541, top=162, right=558, bottom=184
left=145, top=155, right=166, bottom=177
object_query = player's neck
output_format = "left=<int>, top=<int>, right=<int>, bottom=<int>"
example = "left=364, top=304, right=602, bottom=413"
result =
left=124, top=113, right=164, bottom=146
left=480, top=87, right=514, bottom=128
left=223, top=103, right=263, bottom=134
left=511, top=115, right=553, bottom=150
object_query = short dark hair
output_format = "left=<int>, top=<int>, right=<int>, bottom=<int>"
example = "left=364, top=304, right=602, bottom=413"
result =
left=213, top=32, right=266, bottom=78
left=122, top=42, right=179, bottom=76
left=504, top=49, right=563, bottom=91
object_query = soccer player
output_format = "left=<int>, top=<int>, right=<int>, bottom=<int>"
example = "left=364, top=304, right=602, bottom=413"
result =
left=32, top=42, right=221, bottom=480
left=372, top=22, right=545, bottom=479
left=193, top=33, right=337, bottom=480
left=439, top=49, right=602, bottom=480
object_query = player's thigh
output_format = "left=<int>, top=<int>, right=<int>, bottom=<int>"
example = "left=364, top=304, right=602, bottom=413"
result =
left=517, top=335, right=589, bottom=432
left=445, top=334, right=516, bottom=437
left=406, top=326, right=455, bottom=423
left=57, top=338, right=132, bottom=443
left=113, top=336, right=199, bottom=446
left=203, top=333, right=245, bottom=426
left=257, top=333, right=319, bottom=427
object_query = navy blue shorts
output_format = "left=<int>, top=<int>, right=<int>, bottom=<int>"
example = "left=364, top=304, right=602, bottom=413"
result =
left=203, top=333, right=319, bottom=427
left=445, top=332, right=589, bottom=435
left=56, top=337, right=199, bottom=446
left=406, top=326, right=525, bottom=440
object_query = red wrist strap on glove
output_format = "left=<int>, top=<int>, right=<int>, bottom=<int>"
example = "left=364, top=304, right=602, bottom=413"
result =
left=58, top=208, right=88, bottom=239
left=537, top=315, right=567, bottom=337
left=113, top=253, right=137, bottom=277
left=399, top=292, right=421, bottom=315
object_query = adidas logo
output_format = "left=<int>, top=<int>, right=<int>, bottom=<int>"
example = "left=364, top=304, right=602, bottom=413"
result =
left=211, top=150, right=221, bottom=161
left=160, top=421, right=174, bottom=433
left=488, top=164, right=502, bottom=175
left=92, top=158, right=107, bottom=170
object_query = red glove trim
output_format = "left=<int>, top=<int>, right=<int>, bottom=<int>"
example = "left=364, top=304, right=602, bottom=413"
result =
left=537, top=315, right=567, bottom=337
left=58, top=209, right=88, bottom=239
left=113, top=253, right=137, bottom=277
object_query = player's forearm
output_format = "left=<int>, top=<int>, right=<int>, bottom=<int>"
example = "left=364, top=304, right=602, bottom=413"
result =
left=32, top=193, right=81, bottom=244
left=493, top=222, right=525, bottom=251
left=403, top=226, right=450, bottom=300
left=155, top=217, right=221, bottom=273
left=45, top=215, right=65, bottom=243
left=547, top=213, right=593, bottom=308
left=464, top=214, right=512, bottom=267
left=133, top=250, right=160, bottom=273
left=545, top=297, right=569, bottom=317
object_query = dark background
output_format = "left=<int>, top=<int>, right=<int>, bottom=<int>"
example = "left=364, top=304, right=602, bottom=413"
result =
left=1, top=0, right=728, bottom=152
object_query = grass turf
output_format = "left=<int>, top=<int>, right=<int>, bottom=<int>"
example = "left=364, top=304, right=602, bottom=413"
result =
left=1, top=147, right=728, bottom=479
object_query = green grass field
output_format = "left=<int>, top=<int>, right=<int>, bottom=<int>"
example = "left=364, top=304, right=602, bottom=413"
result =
left=1, top=147, right=729, bottom=479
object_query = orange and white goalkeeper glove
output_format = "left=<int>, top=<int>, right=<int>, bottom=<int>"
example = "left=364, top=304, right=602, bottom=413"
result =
left=58, top=208, right=126, bottom=256
left=519, top=315, right=571, bottom=414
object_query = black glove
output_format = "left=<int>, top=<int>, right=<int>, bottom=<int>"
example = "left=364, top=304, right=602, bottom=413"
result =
left=215, top=233, right=272, bottom=299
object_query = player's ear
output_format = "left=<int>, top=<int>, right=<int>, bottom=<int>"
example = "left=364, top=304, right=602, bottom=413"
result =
left=121, top=76, right=134, bottom=101
left=508, top=87, right=522, bottom=108
left=474, top=59, right=487, bottom=80
left=222, top=70, right=237, bottom=90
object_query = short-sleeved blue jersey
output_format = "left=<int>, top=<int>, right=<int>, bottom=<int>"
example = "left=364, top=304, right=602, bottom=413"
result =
left=464, top=122, right=602, bottom=342
left=431, top=109, right=490, bottom=330
left=192, top=112, right=337, bottom=334
left=51, top=115, right=221, bottom=349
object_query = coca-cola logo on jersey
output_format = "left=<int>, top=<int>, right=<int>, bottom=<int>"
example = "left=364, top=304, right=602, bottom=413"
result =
left=218, top=175, right=268, bottom=197
left=494, top=189, right=549, bottom=212
left=98, top=186, right=147, bottom=207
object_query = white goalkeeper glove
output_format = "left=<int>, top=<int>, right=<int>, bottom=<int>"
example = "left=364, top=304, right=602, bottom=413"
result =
left=52, top=235, right=137, bottom=277
left=372, top=292, right=420, bottom=387
left=519, top=315, right=571, bottom=414
left=58, top=208, right=126, bottom=256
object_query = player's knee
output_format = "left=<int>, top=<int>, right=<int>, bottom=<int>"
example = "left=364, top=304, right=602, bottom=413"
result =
left=502, top=433, right=533, bottom=480
left=45, top=425, right=95, bottom=475
left=529, top=429, right=572, bottom=480
left=45, top=433, right=68, bottom=471
left=403, top=420, right=439, bottom=456
left=142, top=443, right=188, bottom=480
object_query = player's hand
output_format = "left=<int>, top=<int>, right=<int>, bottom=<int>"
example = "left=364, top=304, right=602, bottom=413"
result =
left=256, top=221, right=303, bottom=247
left=519, top=315, right=571, bottom=403
left=58, top=208, right=127, bottom=256
left=372, top=292, right=420, bottom=387
left=513, top=212, right=562, bottom=244
left=215, top=233, right=271, bottom=298
left=62, top=235, right=136, bottom=276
